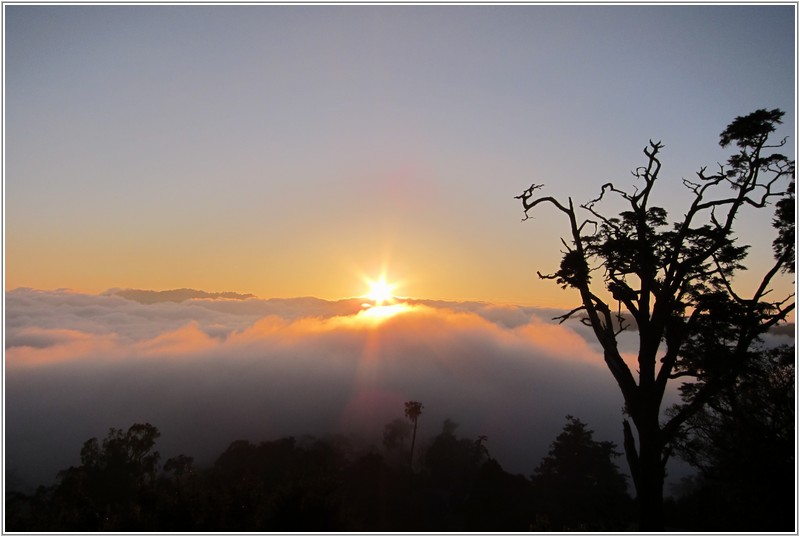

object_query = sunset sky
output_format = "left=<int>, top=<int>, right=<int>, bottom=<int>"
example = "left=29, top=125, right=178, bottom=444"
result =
left=5, top=4, right=795, bottom=305
left=3, top=4, right=796, bottom=493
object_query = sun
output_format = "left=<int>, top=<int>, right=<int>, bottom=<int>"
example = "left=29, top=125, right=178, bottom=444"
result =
left=365, top=276, right=396, bottom=306
left=357, top=273, right=410, bottom=322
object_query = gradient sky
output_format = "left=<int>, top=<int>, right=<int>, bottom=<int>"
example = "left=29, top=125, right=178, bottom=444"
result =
left=4, top=4, right=796, bottom=305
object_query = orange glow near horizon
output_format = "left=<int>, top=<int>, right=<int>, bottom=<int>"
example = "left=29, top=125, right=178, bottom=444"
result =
left=358, top=302, right=411, bottom=322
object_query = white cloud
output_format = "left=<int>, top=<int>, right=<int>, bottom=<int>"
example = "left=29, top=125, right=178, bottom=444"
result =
left=3, top=288, right=676, bottom=490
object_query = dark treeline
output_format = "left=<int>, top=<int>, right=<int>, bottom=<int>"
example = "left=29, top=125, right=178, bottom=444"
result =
left=7, top=415, right=634, bottom=532
left=6, top=380, right=794, bottom=532
left=664, top=344, right=796, bottom=532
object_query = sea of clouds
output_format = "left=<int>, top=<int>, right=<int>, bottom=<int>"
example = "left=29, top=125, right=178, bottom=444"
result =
left=8, top=287, right=776, bottom=491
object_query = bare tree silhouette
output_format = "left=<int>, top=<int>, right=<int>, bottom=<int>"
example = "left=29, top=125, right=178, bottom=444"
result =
left=515, top=109, right=794, bottom=530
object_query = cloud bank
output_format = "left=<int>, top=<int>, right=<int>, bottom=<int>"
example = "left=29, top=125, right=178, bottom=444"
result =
left=5, top=288, right=686, bottom=490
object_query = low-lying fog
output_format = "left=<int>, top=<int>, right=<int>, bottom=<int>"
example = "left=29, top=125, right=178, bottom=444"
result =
left=11, top=288, right=787, bottom=492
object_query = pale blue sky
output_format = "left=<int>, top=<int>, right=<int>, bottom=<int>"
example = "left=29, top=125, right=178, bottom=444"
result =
left=4, top=4, right=796, bottom=304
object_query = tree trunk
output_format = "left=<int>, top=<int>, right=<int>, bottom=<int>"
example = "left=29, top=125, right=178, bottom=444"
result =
left=628, top=413, right=665, bottom=531
left=409, top=418, right=418, bottom=470
left=636, top=451, right=664, bottom=531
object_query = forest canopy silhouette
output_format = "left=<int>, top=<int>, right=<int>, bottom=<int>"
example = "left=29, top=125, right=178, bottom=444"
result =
left=5, top=415, right=634, bottom=532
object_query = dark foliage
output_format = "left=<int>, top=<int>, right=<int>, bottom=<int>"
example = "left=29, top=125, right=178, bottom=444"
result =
left=530, top=416, right=633, bottom=531
left=772, top=178, right=795, bottom=272
left=516, top=109, right=795, bottom=530
left=5, top=416, right=639, bottom=532
left=11, top=407, right=792, bottom=532
left=667, top=344, right=795, bottom=531
left=22, top=423, right=162, bottom=531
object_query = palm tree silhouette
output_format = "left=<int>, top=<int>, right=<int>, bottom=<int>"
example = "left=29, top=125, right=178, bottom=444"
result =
left=404, top=401, right=424, bottom=470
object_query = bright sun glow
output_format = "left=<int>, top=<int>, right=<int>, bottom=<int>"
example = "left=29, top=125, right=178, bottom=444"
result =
left=365, top=276, right=396, bottom=306
left=360, top=303, right=410, bottom=321
left=358, top=274, right=409, bottom=322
